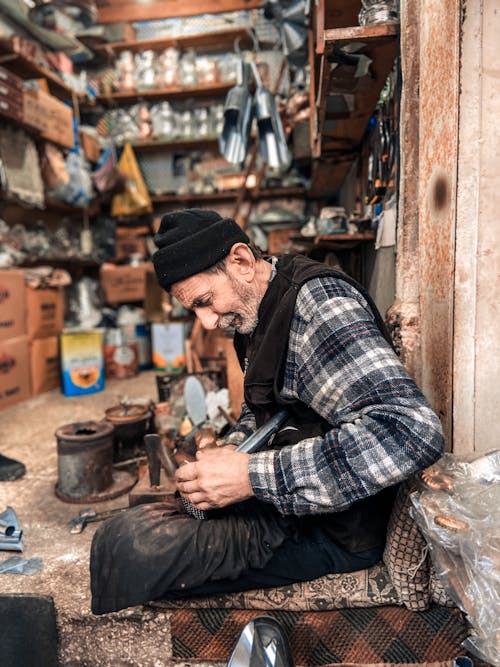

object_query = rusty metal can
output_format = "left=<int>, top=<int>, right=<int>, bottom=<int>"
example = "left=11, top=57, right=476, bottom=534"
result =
left=55, top=420, right=114, bottom=501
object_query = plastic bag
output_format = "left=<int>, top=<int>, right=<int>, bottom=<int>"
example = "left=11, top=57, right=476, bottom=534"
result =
left=411, top=451, right=500, bottom=666
left=111, top=143, right=153, bottom=216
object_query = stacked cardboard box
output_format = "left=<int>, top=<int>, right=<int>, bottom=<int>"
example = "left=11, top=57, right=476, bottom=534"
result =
left=99, top=262, right=154, bottom=304
left=25, top=281, right=65, bottom=397
left=0, top=269, right=67, bottom=408
left=0, top=270, right=30, bottom=409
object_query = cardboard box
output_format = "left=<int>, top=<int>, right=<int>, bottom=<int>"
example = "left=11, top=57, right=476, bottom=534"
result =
left=114, top=236, right=147, bottom=262
left=0, top=335, right=30, bottom=410
left=23, top=88, right=74, bottom=149
left=100, top=263, right=153, bottom=304
left=30, top=336, right=60, bottom=397
left=151, top=322, right=188, bottom=371
left=60, top=329, right=105, bottom=396
left=0, top=269, right=26, bottom=341
left=25, top=287, right=64, bottom=340
left=79, top=130, right=101, bottom=163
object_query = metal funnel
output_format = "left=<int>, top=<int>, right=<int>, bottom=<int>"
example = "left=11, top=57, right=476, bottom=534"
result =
left=227, top=616, right=294, bottom=667
left=220, top=60, right=253, bottom=164
left=251, top=62, right=289, bottom=170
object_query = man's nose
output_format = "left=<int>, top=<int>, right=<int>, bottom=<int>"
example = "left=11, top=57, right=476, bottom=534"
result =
left=194, top=308, right=218, bottom=330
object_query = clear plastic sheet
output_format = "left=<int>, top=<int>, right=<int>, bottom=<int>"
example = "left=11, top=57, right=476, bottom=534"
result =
left=410, top=450, right=500, bottom=666
left=0, top=556, right=43, bottom=575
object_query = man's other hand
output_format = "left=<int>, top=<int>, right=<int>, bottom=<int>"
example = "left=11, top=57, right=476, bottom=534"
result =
left=175, top=447, right=253, bottom=510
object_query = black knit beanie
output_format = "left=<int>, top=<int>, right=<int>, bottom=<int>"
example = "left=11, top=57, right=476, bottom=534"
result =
left=153, top=209, right=250, bottom=290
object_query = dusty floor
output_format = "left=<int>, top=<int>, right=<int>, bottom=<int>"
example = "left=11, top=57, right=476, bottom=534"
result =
left=0, top=370, right=224, bottom=667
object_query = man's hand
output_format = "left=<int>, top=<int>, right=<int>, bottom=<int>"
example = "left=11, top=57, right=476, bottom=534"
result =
left=175, top=447, right=253, bottom=510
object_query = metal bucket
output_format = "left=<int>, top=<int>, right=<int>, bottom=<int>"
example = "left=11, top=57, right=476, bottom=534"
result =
left=55, top=420, right=114, bottom=502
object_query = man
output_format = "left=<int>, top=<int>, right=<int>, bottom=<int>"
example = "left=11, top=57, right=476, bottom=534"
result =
left=90, top=209, right=444, bottom=614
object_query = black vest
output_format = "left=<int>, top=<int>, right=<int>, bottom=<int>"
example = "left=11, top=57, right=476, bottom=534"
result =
left=234, top=254, right=396, bottom=552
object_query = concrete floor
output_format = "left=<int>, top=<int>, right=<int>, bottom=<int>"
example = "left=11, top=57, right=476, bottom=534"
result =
left=0, top=370, right=223, bottom=667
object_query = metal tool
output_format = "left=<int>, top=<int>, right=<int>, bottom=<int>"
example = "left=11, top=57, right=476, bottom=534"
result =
left=128, top=433, right=178, bottom=507
left=144, top=433, right=178, bottom=486
left=0, top=506, right=23, bottom=551
left=182, top=408, right=289, bottom=520
left=68, top=507, right=128, bottom=534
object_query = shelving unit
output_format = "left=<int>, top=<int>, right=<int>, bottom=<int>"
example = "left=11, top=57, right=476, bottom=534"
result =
left=150, top=187, right=306, bottom=206
left=309, top=0, right=399, bottom=161
left=90, top=28, right=251, bottom=58
left=90, top=81, right=234, bottom=106
left=0, top=39, right=82, bottom=103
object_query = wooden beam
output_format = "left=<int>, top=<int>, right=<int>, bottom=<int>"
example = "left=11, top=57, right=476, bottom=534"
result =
left=97, top=0, right=262, bottom=24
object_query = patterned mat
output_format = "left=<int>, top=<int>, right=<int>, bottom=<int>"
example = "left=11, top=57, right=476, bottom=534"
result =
left=171, top=605, right=469, bottom=666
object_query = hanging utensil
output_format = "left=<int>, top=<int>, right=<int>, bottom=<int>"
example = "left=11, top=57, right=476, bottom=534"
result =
left=219, top=59, right=253, bottom=165
left=251, top=61, right=290, bottom=170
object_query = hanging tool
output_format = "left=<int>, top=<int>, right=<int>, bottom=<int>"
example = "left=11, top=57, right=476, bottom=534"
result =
left=219, top=58, right=253, bottom=165
left=251, top=60, right=290, bottom=170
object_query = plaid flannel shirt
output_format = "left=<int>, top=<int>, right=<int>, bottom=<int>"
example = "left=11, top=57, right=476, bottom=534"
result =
left=227, top=275, right=444, bottom=516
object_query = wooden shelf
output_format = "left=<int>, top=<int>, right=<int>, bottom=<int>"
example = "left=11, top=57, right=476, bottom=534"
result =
left=291, top=232, right=376, bottom=249
left=89, top=81, right=232, bottom=107
left=91, top=28, right=251, bottom=58
left=126, top=137, right=219, bottom=152
left=96, top=0, right=262, bottom=24
left=309, top=1, right=399, bottom=159
left=150, top=187, right=306, bottom=205
left=0, top=40, right=81, bottom=103
left=21, top=256, right=101, bottom=269
left=0, top=195, right=100, bottom=219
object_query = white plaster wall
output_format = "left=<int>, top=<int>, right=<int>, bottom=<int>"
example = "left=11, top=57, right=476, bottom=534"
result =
left=454, top=0, right=500, bottom=454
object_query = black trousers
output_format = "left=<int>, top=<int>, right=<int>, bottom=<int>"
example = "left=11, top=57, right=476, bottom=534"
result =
left=91, top=497, right=385, bottom=614
left=165, top=520, right=383, bottom=599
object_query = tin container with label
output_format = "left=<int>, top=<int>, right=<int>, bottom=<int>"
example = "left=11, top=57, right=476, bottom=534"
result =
left=60, top=329, right=105, bottom=396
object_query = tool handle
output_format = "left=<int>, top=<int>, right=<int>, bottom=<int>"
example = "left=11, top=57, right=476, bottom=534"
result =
left=234, top=408, right=289, bottom=454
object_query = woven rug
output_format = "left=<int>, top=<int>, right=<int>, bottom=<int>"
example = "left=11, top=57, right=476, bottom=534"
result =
left=170, top=605, right=469, bottom=666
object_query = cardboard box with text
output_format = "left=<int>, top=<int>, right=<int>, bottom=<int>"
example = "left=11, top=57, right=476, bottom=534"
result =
left=0, top=269, right=26, bottom=341
left=30, top=336, right=60, bottom=396
left=0, top=335, right=30, bottom=410
left=25, top=286, right=64, bottom=340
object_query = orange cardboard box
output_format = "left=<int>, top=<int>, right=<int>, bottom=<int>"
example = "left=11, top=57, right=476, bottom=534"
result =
left=100, top=263, right=153, bottom=304
left=114, top=236, right=147, bottom=262
left=0, top=335, right=31, bottom=409
left=0, top=269, right=26, bottom=341
left=80, top=130, right=101, bottom=163
left=30, top=336, right=60, bottom=396
left=25, top=286, right=65, bottom=340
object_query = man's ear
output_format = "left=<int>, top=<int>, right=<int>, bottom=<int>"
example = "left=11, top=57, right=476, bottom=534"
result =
left=226, top=243, right=255, bottom=281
